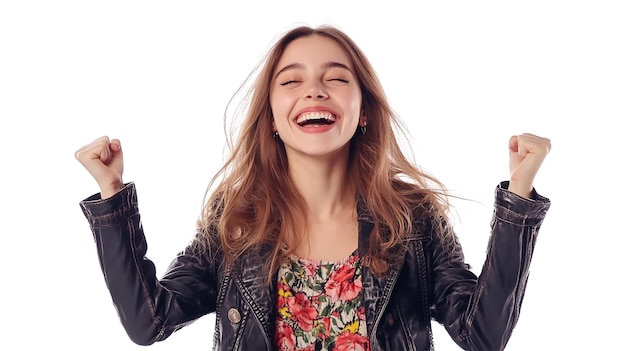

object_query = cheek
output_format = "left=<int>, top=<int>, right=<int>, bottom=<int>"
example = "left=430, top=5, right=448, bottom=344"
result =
left=269, top=91, right=287, bottom=114
left=270, top=91, right=300, bottom=124
left=349, top=92, right=362, bottom=116
left=269, top=101, right=286, bottom=123
left=269, top=97, right=290, bottom=131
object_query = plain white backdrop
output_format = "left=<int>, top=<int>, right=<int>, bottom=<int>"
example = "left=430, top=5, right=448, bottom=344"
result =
left=1, top=1, right=624, bottom=350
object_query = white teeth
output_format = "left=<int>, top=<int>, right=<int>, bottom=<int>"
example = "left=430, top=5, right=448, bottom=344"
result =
left=295, top=112, right=336, bottom=124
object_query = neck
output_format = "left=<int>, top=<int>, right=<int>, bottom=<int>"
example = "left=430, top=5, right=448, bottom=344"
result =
left=287, top=150, right=355, bottom=221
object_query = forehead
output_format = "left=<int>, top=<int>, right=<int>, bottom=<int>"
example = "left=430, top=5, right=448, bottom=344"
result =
left=276, top=35, right=353, bottom=69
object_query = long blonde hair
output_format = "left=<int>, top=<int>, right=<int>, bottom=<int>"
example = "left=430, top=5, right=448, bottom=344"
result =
left=197, top=25, right=453, bottom=282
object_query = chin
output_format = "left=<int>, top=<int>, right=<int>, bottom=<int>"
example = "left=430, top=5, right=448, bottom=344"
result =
left=286, top=144, right=350, bottom=160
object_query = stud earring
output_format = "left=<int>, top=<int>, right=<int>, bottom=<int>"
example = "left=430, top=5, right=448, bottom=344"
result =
left=273, top=131, right=279, bottom=139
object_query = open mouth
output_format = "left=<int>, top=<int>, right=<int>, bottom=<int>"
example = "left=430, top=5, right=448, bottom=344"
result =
left=295, top=112, right=336, bottom=127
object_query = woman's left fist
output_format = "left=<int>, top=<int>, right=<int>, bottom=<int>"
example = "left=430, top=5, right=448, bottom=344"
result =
left=508, top=133, right=552, bottom=198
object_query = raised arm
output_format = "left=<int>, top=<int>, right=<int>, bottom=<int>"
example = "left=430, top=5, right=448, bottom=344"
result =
left=430, top=133, right=551, bottom=351
left=430, top=183, right=550, bottom=350
left=76, top=137, right=220, bottom=345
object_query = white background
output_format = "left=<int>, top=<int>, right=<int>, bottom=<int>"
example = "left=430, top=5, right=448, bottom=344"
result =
left=1, top=1, right=624, bottom=350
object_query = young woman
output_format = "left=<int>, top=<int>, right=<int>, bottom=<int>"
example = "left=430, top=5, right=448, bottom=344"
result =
left=76, top=25, right=551, bottom=351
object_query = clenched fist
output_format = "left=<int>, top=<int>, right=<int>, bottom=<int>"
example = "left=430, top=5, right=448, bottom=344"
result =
left=508, top=133, right=551, bottom=198
left=75, top=136, right=125, bottom=199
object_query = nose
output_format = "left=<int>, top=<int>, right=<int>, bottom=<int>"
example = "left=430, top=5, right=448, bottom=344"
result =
left=304, top=82, right=328, bottom=100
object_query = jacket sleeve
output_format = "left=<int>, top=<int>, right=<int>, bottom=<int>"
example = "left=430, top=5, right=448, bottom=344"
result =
left=79, top=183, right=220, bottom=345
left=429, top=181, right=551, bottom=351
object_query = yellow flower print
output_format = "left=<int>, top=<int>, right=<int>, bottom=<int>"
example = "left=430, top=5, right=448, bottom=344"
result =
left=278, top=306, right=291, bottom=318
left=343, top=320, right=359, bottom=334
left=278, top=277, right=292, bottom=297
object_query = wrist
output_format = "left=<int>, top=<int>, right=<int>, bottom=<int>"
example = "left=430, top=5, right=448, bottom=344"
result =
left=99, top=181, right=124, bottom=199
left=507, top=180, right=532, bottom=199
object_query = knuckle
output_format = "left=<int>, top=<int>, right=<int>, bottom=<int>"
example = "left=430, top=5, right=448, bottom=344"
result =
left=75, top=148, right=86, bottom=161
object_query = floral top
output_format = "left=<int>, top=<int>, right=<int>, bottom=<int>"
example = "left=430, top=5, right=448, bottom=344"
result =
left=274, top=250, right=370, bottom=351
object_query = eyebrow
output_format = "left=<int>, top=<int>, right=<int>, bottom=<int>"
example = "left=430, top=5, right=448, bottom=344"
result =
left=274, top=61, right=353, bottom=78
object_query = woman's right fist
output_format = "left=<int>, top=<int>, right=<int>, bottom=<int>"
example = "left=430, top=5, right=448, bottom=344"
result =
left=75, top=136, right=124, bottom=199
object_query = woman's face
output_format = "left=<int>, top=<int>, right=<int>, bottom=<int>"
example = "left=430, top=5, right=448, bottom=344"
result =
left=269, top=35, right=364, bottom=160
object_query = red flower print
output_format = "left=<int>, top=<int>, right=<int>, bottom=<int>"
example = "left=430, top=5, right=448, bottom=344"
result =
left=334, top=330, right=370, bottom=351
left=325, top=265, right=363, bottom=302
left=348, top=253, right=359, bottom=265
left=356, top=306, right=366, bottom=322
left=331, top=264, right=355, bottom=283
left=302, top=260, right=319, bottom=277
left=288, top=292, right=318, bottom=331
left=275, top=321, right=296, bottom=351
left=316, top=316, right=331, bottom=340
left=340, top=278, right=362, bottom=301
left=275, top=252, right=369, bottom=350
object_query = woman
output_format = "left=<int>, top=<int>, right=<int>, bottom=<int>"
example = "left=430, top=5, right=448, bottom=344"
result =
left=76, top=25, right=551, bottom=351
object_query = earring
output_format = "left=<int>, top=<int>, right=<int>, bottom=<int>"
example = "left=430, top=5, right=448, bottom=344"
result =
left=360, top=124, right=367, bottom=135
left=273, top=131, right=279, bottom=139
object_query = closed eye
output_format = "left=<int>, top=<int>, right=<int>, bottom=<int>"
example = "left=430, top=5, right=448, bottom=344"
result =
left=329, top=78, right=349, bottom=83
left=280, top=80, right=299, bottom=86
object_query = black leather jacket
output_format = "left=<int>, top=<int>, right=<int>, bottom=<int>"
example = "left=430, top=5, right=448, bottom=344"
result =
left=79, top=181, right=550, bottom=351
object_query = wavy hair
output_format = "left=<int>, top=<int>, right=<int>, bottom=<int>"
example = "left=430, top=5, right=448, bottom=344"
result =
left=197, top=25, right=453, bottom=282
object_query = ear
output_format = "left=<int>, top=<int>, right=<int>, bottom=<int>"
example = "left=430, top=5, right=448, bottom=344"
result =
left=360, top=115, right=368, bottom=126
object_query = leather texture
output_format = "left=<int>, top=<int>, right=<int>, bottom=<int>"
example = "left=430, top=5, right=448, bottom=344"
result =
left=80, top=181, right=550, bottom=351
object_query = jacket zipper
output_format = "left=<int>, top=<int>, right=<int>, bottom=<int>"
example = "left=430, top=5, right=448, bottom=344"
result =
left=370, top=268, right=401, bottom=349
left=251, top=310, right=272, bottom=350
left=233, top=274, right=272, bottom=350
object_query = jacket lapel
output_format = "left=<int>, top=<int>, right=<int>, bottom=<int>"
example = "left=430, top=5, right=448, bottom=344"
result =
left=357, top=201, right=404, bottom=341
left=232, top=244, right=276, bottom=341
